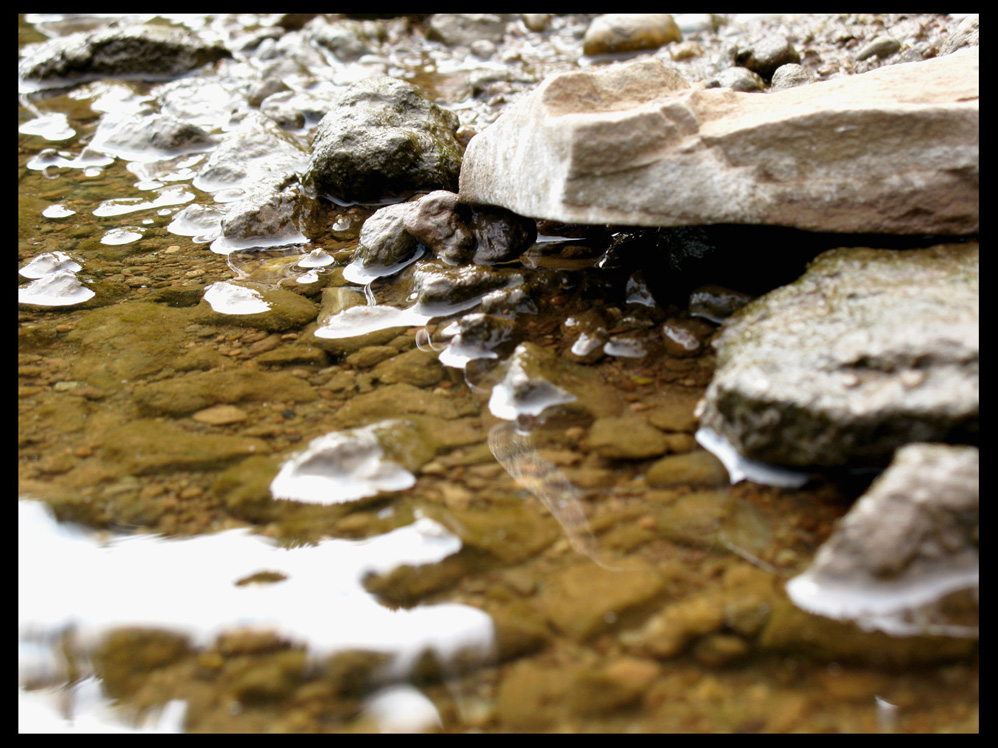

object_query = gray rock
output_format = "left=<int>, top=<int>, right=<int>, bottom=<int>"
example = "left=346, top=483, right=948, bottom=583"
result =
left=213, top=173, right=319, bottom=253
left=787, top=444, right=978, bottom=638
left=402, top=191, right=476, bottom=264
left=706, top=66, right=765, bottom=92
left=942, top=15, right=979, bottom=56
left=459, top=53, right=979, bottom=234
left=308, top=18, right=380, bottom=62
left=736, top=35, right=801, bottom=78
left=854, top=35, right=901, bottom=62
left=304, top=77, right=463, bottom=202
left=698, top=244, right=979, bottom=468
left=356, top=202, right=420, bottom=270
left=193, top=112, right=309, bottom=193
left=89, top=112, right=217, bottom=161
left=769, top=63, right=813, bottom=90
left=582, top=14, right=681, bottom=57
left=18, top=23, right=229, bottom=92
left=427, top=14, right=506, bottom=46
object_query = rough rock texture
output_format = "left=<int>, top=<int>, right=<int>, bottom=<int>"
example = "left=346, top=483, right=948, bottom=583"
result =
left=786, top=443, right=979, bottom=638
left=18, top=23, right=230, bottom=92
left=459, top=52, right=979, bottom=234
left=353, top=191, right=536, bottom=270
left=698, top=243, right=979, bottom=468
left=304, top=77, right=463, bottom=203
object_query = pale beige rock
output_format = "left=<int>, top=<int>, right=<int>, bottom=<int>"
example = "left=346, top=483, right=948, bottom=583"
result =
left=460, top=51, right=979, bottom=234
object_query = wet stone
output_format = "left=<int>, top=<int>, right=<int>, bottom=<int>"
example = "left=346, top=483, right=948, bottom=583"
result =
left=699, top=244, right=979, bottom=468
left=132, top=366, right=318, bottom=416
left=101, top=419, right=269, bottom=475
left=588, top=416, right=670, bottom=460
left=538, top=560, right=667, bottom=642
left=646, top=451, right=730, bottom=488
left=18, top=23, right=230, bottom=91
left=304, top=76, right=463, bottom=203
left=192, top=404, right=248, bottom=425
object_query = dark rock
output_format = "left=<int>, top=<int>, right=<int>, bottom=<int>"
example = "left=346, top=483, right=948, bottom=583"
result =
left=304, top=77, right=463, bottom=203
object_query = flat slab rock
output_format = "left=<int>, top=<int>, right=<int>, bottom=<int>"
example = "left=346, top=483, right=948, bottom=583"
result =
left=698, top=243, right=978, bottom=468
left=459, top=51, right=979, bottom=234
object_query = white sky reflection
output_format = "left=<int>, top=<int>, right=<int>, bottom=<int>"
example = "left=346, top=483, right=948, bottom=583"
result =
left=18, top=500, right=495, bottom=731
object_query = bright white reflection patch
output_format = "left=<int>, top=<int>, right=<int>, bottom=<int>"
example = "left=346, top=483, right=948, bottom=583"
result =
left=19, top=251, right=81, bottom=279
left=296, top=249, right=334, bottom=268
left=695, top=426, right=809, bottom=488
left=19, top=112, right=76, bottom=141
left=19, top=271, right=94, bottom=307
left=18, top=499, right=495, bottom=726
left=93, top=185, right=194, bottom=217
left=42, top=204, right=76, bottom=218
left=100, top=227, right=143, bottom=245
left=270, top=424, right=415, bottom=504
left=203, top=282, right=270, bottom=315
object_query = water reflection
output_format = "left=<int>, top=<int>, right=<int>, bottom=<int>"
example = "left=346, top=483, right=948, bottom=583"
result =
left=18, top=500, right=494, bottom=731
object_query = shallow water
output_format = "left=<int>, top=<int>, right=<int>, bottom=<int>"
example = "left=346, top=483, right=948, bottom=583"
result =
left=18, top=14, right=977, bottom=733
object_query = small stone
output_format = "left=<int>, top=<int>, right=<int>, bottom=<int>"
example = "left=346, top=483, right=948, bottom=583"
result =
left=737, top=35, right=801, bottom=79
left=191, top=405, right=246, bottom=426
left=855, top=36, right=901, bottom=62
left=583, top=14, right=681, bottom=57
left=770, top=63, right=813, bottom=91
left=646, top=450, right=729, bottom=487
left=588, top=416, right=670, bottom=460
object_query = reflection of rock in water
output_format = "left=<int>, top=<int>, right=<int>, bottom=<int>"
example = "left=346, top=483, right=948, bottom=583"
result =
left=488, top=421, right=617, bottom=570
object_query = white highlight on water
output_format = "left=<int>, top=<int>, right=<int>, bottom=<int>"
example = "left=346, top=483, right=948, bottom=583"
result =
left=202, top=281, right=270, bottom=315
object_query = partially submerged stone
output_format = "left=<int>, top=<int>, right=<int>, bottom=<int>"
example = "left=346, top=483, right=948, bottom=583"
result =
left=786, top=444, right=979, bottom=638
left=698, top=244, right=979, bottom=468
left=18, top=23, right=230, bottom=93
left=460, top=52, right=979, bottom=234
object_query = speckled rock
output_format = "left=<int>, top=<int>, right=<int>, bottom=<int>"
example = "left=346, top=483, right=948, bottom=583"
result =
left=769, top=63, right=813, bottom=90
left=699, top=244, right=979, bottom=468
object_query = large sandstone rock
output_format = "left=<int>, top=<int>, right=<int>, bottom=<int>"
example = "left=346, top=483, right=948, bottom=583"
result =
left=459, top=53, right=979, bottom=234
left=787, top=443, right=978, bottom=638
left=698, top=244, right=979, bottom=468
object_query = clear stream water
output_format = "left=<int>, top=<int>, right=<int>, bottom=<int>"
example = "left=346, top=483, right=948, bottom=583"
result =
left=18, top=14, right=977, bottom=733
